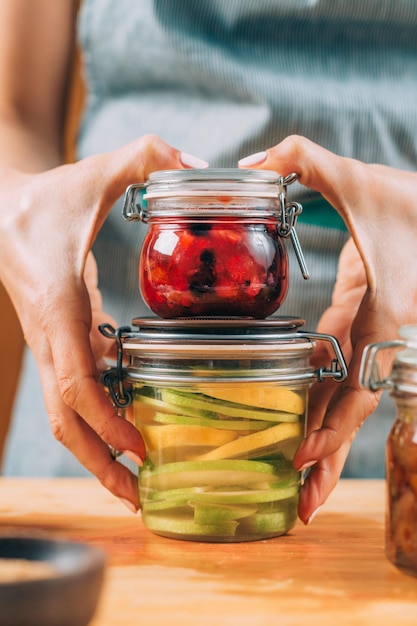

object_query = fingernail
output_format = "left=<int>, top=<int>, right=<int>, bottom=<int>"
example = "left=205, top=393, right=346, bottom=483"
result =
left=119, top=497, right=138, bottom=514
left=238, top=151, right=267, bottom=167
left=180, top=152, right=209, bottom=169
left=124, top=450, right=144, bottom=467
left=298, top=459, right=318, bottom=472
left=307, top=505, right=322, bottom=525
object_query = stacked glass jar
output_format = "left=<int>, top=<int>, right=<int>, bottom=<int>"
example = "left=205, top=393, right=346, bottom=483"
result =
left=101, top=169, right=347, bottom=542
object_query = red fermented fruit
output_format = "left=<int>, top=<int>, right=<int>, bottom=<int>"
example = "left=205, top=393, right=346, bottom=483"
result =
left=140, top=221, right=288, bottom=318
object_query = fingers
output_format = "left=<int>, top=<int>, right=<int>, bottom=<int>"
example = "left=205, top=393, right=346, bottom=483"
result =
left=24, top=136, right=208, bottom=267
left=83, top=252, right=118, bottom=360
left=295, top=293, right=403, bottom=521
left=239, top=135, right=359, bottom=221
left=305, top=379, right=338, bottom=434
left=46, top=281, right=145, bottom=452
left=297, top=439, right=352, bottom=525
left=239, top=136, right=417, bottom=292
left=294, top=339, right=381, bottom=524
left=80, top=135, right=209, bottom=234
left=296, top=359, right=380, bottom=524
left=239, top=136, right=417, bottom=522
left=35, top=310, right=145, bottom=510
left=50, top=401, right=140, bottom=509
left=294, top=335, right=381, bottom=463
left=0, top=135, right=209, bottom=507
left=305, top=236, right=366, bottom=432
left=25, top=260, right=145, bottom=510
left=303, top=310, right=382, bottom=436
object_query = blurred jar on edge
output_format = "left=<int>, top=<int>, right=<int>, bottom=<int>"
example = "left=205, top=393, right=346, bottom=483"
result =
left=361, top=325, right=417, bottom=578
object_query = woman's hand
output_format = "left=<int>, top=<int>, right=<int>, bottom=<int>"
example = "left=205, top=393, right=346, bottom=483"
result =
left=0, top=135, right=207, bottom=511
left=239, top=136, right=417, bottom=523
left=307, top=237, right=367, bottom=443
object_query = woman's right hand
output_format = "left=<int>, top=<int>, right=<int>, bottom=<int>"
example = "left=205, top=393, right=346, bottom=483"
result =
left=0, top=135, right=207, bottom=511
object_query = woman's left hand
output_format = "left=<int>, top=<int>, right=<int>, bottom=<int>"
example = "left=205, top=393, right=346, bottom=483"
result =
left=239, top=136, right=417, bottom=523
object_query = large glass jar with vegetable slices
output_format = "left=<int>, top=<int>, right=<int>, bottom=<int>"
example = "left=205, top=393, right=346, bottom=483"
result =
left=122, top=169, right=310, bottom=319
left=100, top=317, right=347, bottom=543
left=360, top=326, right=417, bottom=578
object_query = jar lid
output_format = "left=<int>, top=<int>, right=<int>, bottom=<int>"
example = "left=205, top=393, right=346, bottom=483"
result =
left=125, top=317, right=313, bottom=358
left=124, top=316, right=315, bottom=357
left=99, top=319, right=347, bottom=388
left=143, top=168, right=285, bottom=200
left=388, top=326, right=417, bottom=394
left=128, top=315, right=306, bottom=342
left=397, top=325, right=417, bottom=352
left=123, top=316, right=315, bottom=385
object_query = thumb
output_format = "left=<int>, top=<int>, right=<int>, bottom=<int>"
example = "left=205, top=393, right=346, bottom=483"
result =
left=97, top=135, right=209, bottom=212
left=239, top=135, right=358, bottom=225
left=58, top=135, right=209, bottom=253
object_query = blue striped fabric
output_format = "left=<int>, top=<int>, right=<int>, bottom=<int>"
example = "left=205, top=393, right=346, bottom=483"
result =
left=78, top=0, right=417, bottom=175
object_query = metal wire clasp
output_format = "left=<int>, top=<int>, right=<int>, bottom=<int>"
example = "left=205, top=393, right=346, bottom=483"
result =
left=359, top=340, right=404, bottom=391
left=122, top=183, right=147, bottom=222
left=279, top=174, right=310, bottom=280
left=99, top=324, right=134, bottom=460
left=300, top=331, right=348, bottom=383
left=99, top=324, right=133, bottom=409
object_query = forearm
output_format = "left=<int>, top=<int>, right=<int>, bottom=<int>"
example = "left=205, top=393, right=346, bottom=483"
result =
left=0, top=0, right=76, bottom=174
left=0, top=115, right=63, bottom=173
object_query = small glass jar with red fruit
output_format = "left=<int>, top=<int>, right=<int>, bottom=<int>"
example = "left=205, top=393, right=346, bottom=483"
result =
left=360, top=326, right=417, bottom=578
left=122, top=169, right=309, bottom=319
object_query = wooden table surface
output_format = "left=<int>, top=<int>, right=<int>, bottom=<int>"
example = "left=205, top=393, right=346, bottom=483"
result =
left=1, top=478, right=416, bottom=625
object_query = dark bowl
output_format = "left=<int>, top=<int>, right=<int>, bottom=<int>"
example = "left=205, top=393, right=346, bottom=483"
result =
left=0, top=536, right=106, bottom=626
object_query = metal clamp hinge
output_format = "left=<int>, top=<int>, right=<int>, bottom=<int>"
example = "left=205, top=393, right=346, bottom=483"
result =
left=359, top=340, right=404, bottom=391
left=99, top=324, right=133, bottom=409
left=279, top=174, right=310, bottom=280
left=122, top=183, right=147, bottom=222
left=299, top=331, right=348, bottom=383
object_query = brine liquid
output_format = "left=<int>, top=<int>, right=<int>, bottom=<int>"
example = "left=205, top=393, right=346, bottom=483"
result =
left=133, top=383, right=305, bottom=542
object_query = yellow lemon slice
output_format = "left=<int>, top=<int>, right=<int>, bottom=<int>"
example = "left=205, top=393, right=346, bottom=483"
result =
left=198, top=384, right=305, bottom=415
left=141, top=423, right=237, bottom=452
left=196, top=421, right=303, bottom=461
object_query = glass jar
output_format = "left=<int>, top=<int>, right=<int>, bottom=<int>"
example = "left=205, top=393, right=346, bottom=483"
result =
left=122, top=169, right=309, bottom=319
left=360, top=325, right=417, bottom=578
left=101, top=317, right=347, bottom=543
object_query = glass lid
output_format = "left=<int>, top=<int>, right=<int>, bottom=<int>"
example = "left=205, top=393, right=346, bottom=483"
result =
left=143, top=168, right=283, bottom=199
left=127, top=316, right=308, bottom=346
